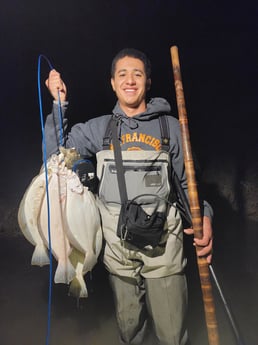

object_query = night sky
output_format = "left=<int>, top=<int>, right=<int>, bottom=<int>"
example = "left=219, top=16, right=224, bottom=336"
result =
left=1, top=0, right=257, bottom=206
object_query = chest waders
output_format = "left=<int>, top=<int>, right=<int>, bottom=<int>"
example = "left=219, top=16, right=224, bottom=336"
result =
left=96, top=115, right=186, bottom=276
left=97, top=116, right=173, bottom=248
left=97, top=115, right=191, bottom=247
left=96, top=115, right=188, bottom=345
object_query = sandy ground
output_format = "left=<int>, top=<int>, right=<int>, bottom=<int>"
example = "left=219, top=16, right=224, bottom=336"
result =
left=1, top=211, right=257, bottom=345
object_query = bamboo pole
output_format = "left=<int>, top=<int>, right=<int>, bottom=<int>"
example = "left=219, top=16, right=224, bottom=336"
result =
left=170, top=46, right=220, bottom=345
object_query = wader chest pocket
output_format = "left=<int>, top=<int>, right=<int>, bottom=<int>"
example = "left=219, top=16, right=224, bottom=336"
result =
left=109, top=165, right=162, bottom=188
left=97, top=153, right=171, bottom=205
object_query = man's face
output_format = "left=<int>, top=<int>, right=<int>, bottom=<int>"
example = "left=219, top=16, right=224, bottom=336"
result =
left=111, top=56, right=151, bottom=115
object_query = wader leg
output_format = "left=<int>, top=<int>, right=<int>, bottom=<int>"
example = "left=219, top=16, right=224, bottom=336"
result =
left=109, top=274, right=148, bottom=345
left=145, top=275, right=188, bottom=345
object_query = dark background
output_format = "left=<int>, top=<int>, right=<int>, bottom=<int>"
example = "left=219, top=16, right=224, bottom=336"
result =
left=0, top=1, right=257, bottom=345
left=1, top=0, right=257, bottom=203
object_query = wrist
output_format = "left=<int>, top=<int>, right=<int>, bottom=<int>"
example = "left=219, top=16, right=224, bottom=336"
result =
left=53, top=100, right=69, bottom=106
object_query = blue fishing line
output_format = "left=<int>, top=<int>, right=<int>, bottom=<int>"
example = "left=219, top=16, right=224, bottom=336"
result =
left=37, top=54, right=64, bottom=345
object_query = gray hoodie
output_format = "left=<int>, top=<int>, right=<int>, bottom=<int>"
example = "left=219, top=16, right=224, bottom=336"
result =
left=44, top=97, right=213, bottom=218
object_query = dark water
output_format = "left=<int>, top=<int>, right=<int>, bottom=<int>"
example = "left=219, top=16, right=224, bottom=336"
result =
left=0, top=216, right=257, bottom=345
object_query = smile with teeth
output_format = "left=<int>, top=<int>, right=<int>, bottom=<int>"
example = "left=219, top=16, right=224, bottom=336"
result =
left=124, top=88, right=137, bottom=93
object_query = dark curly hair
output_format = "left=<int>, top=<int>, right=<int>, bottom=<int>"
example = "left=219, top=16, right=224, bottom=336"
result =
left=111, top=48, right=151, bottom=79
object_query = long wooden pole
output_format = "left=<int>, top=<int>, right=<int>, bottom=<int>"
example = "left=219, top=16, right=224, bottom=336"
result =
left=170, top=46, right=220, bottom=345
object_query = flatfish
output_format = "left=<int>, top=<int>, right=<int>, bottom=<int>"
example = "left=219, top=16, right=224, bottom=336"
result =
left=38, top=154, right=75, bottom=284
left=18, top=171, right=50, bottom=266
left=65, top=170, right=103, bottom=274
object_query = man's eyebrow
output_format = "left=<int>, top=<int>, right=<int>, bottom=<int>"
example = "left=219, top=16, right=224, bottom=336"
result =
left=116, top=68, right=144, bottom=74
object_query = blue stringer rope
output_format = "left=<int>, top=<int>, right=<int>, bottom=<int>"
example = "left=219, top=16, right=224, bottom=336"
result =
left=37, top=54, right=64, bottom=345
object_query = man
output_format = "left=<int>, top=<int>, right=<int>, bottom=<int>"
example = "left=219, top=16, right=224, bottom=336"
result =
left=45, top=48, right=213, bottom=345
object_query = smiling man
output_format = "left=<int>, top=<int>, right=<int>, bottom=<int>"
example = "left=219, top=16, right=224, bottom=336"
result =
left=110, top=55, right=151, bottom=115
left=44, top=48, right=213, bottom=345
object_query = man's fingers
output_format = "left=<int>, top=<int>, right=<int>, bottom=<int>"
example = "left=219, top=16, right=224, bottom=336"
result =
left=183, top=228, right=194, bottom=235
left=195, top=238, right=213, bottom=255
left=45, top=69, right=67, bottom=101
left=194, top=235, right=211, bottom=247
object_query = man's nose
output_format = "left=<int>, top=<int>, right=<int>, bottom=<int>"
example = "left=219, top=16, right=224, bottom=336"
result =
left=126, top=74, right=136, bottom=84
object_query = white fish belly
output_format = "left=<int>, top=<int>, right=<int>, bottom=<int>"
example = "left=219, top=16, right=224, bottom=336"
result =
left=18, top=172, right=50, bottom=266
left=65, top=172, right=102, bottom=273
left=39, top=170, right=75, bottom=284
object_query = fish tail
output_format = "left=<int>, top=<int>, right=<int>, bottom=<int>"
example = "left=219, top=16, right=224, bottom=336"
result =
left=83, top=253, right=97, bottom=274
left=54, top=259, right=76, bottom=284
left=31, top=244, right=50, bottom=267
left=69, top=276, right=88, bottom=299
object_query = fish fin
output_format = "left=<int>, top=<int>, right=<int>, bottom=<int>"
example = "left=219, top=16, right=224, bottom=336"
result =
left=69, top=247, right=85, bottom=267
left=31, top=244, right=50, bottom=267
left=69, top=262, right=88, bottom=298
left=69, top=276, right=88, bottom=299
left=54, top=259, right=76, bottom=284
left=83, top=253, right=97, bottom=274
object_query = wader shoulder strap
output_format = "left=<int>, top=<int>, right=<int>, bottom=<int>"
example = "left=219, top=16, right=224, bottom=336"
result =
left=110, top=118, right=128, bottom=204
left=159, top=115, right=170, bottom=151
left=103, top=117, right=113, bottom=150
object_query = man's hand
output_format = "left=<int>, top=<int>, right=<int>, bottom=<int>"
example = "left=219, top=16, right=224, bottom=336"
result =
left=45, top=69, right=67, bottom=102
left=184, top=215, right=213, bottom=264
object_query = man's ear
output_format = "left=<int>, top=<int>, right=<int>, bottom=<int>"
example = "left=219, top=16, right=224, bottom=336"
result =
left=146, top=78, right=151, bottom=91
left=111, top=78, right=115, bottom=91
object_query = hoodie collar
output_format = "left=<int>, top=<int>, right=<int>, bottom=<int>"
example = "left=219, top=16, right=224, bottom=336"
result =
left=112, top=97, right=171, bottom=128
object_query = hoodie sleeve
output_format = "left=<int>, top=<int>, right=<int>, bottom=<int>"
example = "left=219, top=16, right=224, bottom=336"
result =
left=168, top=116, right=213, bottom=220
left=44, top=102, right=69, bottom=158
left=44, top=102, right=111, bottom=159
left=168, top=117, right=188, bottom=189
